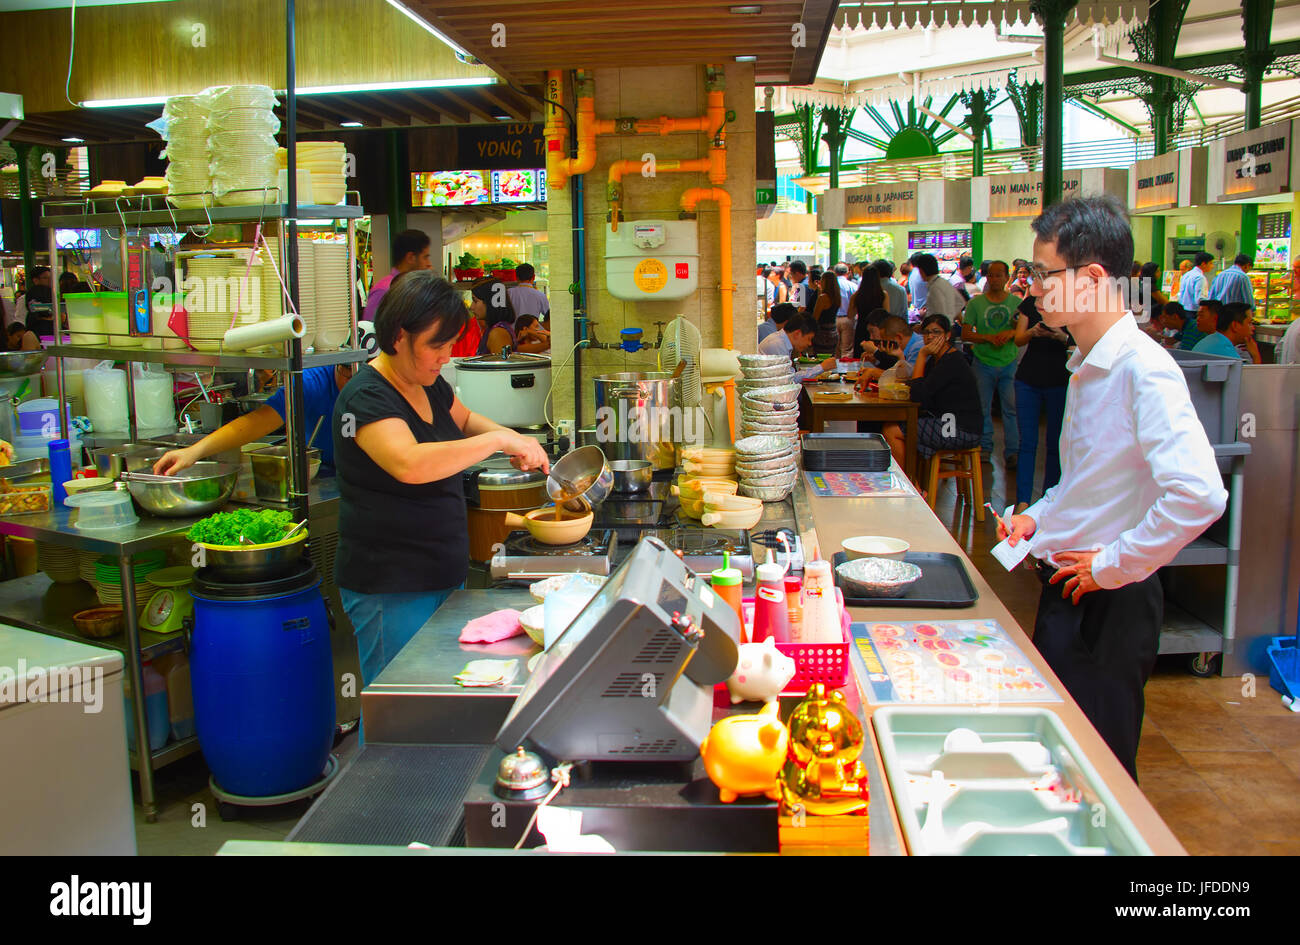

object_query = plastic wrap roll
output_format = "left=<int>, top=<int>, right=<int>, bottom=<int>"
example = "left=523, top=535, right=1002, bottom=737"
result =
left=222, top=314, right=305, bottom=351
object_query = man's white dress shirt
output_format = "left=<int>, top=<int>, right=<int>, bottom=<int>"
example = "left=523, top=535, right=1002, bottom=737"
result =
left=1025, top=313, right=1227, bottom=589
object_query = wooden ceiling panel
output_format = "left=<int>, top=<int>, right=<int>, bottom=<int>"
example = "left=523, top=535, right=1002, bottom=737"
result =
left=405, top=0, right=837, bottom=84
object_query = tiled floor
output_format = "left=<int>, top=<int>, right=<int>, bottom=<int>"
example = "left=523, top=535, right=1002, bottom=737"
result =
left=125, top=420, right=1297, bottom=855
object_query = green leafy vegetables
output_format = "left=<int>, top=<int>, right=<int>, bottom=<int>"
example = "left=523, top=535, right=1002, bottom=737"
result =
left=188, top=508, right=293, bottom=546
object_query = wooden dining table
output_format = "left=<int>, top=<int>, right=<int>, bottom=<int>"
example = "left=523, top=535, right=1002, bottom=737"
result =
left=799, top=381, right=920, bottom=480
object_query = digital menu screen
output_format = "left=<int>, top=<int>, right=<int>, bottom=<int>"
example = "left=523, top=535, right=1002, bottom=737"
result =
left=491, top=168, right=546, bottom=204
left=908, top=229, right=970, bottom=251
left=411, top=170, right=490, bottom=207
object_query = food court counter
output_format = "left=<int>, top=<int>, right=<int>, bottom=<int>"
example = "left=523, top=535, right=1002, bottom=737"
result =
left=277, top=467, right=1184, bottom=855
left=802, top=469, right=1186, bottom=855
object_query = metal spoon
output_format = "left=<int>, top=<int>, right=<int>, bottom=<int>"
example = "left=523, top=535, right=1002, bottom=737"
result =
left=284, top=519, right=308, bottom=539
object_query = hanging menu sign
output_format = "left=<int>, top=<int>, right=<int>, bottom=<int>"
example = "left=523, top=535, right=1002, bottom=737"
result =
left=1133, top=151, right=1180, bottom=212
left=1218, top=121, right=1291, bottom=201
left=842, top=184, right=918, bottom=225
left=985, top=171, right=1083, bottom=219
left=908, top=229, right=970, bottom=250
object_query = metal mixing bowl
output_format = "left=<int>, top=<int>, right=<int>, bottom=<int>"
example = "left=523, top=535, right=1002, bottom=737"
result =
left=835, top=556, right=923, bottom=599
left=123, top=462, right=238, bottom=517
left=0, top=350, right=50, bottom=378
left=609, top=459, right=652, bottom=493
left=547, top=445, right=612, bottom=511
left=197, top=532, right=307, bottom=581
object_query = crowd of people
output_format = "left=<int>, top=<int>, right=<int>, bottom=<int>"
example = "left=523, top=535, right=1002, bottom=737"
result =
left=755, top=238, right=1288, bottom=512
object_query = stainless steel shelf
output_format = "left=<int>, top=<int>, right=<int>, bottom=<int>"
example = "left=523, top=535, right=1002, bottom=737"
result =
left=44, top=344, right=369, bottom=371
left=41, top=200, right=364, bottom=229
left=1168, top=535, right=1231, bottom=568
left=0, top=573, right=186, bottom=660
left=130, top=736, right=201, bottom=773
left=1157, top=600, right=1225, bottom=656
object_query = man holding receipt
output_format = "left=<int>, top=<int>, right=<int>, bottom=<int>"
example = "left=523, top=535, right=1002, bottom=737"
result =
left=998, top=196, right=1227, bottom=780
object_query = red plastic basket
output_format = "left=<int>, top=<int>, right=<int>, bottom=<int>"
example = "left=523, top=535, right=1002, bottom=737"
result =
left=739, top=591, right=852, bottom=695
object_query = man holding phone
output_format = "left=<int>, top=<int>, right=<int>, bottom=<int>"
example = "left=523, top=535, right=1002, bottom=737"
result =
left=999, top=197, right=1227, bottom=780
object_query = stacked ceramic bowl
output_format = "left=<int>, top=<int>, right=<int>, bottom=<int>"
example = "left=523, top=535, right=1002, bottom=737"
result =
left=225, top=254, right=260, bottom=327
left=734, top=435, right=799, bottom=501
left=736, top=353, right=802, bottom=455
left=312, top=239, right=352, bottom=348
left=94, top=555, right=164, bottom=614
left=37, top=543, right=81, bottom=584
left=295, top=238, right=318, bottom=342
left=207, top=85, right=280, bottom=207
left=278, top=142, right=346, bottom=204
left=162, top=94, right=211, bottom=208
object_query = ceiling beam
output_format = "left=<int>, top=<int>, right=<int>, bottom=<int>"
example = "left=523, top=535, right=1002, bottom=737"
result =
left=478, top=87, right=531, bottom=121
left=439, top=90, right=495, bottom=123
left=390, top=92, right=447, bottom=127
left=1067, top=39, right=1300, bottom=88
left=426, top=91, right=470, bottom=124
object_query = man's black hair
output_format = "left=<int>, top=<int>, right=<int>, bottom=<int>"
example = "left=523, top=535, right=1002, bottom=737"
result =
left=1197, top=298, right=1224, bottom=320
left=515, top=262, right=536, bottom=282
left=1234, top=253, right=1254, bottom=268
left=1219, top=301, right=1251, bottom=332
left=1030, top=195, right=1135, bottom=279
left=873, top=259, right=895, bottom=278
left=1193, top=250, right=1214, bottom=267
left=914, top=254, right=939, bottom=277
left=1162, top=301, right=1189, bottom=323
left=785, top=315, right=817, bottom=335
left=770, top=302, right=797, bottom=325
left=788, top=260, right=807, bottom=276
left=392, top=229, right=431, bottom=266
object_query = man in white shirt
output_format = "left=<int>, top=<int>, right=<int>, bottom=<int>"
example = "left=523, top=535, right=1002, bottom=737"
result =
left=1000, top=196, right=1227, bottom=780
left=506, top=263, right=550, bottom=320
left=915, top=254, right=964, bottom=319
left=1277, top=315, right=1300, bottom=364
left=875, top=259, right=908, bottom=319
left=757, top=315, right=837, bottom=380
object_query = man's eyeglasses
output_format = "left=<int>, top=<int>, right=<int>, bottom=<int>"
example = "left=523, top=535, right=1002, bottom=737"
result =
left=1030, top=265, right=1073, bottom=283
left=921, top=328, right=947, bottom=338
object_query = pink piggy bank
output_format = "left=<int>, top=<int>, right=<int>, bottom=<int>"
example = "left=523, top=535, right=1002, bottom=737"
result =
left=726, top=637, right=797, bottom=704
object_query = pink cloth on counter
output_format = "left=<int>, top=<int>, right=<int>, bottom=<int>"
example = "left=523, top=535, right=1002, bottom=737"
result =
left=458, top=609, right=524, bottom=644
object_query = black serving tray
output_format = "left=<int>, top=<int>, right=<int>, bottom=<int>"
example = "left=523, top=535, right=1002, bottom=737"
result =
left=832, top=551, right=978, bottom=608
left=802, top=433, right=892, bottom=472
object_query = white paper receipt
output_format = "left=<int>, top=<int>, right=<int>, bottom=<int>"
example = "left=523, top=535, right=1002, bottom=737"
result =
left=990, top=504, right=1032, bottom=571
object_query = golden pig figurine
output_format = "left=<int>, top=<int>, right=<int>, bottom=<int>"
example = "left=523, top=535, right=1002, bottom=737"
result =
left=700, top=701, right=789, bottom=803
left=781, top=682, right=869, bottom=815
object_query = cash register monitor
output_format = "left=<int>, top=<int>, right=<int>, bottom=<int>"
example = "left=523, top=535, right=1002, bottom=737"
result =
left=496, top=536, right=740, bottom=763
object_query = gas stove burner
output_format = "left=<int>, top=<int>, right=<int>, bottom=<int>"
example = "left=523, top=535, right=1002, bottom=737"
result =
left=491, top=529, right=619, bottom=582
left=503, top=531, right=611, bottom=558
left=594, top=499, right=664, bottom=527
left=636, top=525, right=755, bottom=580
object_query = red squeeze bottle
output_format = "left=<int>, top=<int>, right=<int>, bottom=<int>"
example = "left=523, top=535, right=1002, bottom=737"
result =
left=751, top=551, right=790, bottom=644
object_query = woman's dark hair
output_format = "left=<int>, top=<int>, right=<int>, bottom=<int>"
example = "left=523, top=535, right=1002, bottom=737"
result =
left=873, top=259, right=894, bottom=278
left=851, top=271, right=884, bottom=318
left=1140, top=261, right=1160, bottom=281
left=373, top=270, right=468, bottom=355
left=471, top=279, right=517, bottom=330
left=1031, top=196, right=1135, bottom=279
left=818, top=271, right=840, bottom=311
left=920, top=313, right=951, bottom=334
left=6, top=321, right=26, bottom=335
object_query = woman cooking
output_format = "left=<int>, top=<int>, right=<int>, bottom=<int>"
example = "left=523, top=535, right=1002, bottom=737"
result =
left=333, top=271, right=549, bottom=685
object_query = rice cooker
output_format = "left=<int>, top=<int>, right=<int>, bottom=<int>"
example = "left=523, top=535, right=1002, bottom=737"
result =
left=452, top=353, right=551, bottom=430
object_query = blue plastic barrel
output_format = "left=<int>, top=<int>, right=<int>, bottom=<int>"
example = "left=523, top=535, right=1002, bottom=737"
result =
left=189, top=559, right=335, bottom=797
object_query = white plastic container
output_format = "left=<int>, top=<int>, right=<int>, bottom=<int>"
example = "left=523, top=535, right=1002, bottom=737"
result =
left=800, top=559, right=842, bottom=644
left=83, top=362, right=129, bottom=434
left=12, top=432, right=82, bottom=463
left=132, top=365, right=175, bottom=430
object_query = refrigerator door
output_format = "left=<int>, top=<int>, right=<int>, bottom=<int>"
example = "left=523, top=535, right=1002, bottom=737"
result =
left=0, top=625, right=135, bottom=855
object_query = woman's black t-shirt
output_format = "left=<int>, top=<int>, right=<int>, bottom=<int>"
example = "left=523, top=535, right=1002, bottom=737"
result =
left=905, top=348, right=982, bottom=435
left=332, top=365, right=467, bottom=594
left=1014, top=295, right=1072, bottom=389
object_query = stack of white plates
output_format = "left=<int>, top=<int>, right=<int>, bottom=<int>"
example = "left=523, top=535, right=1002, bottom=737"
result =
left=183, top=255, right=237, bottom=350
left=226, top=257, right=260, bottom=326
left=278, top=142, right=346, bottom=204
left=296, top=239, right=317, bottom=342
left=733, top=435, right=799, bottom=501
left=208, top=86, right=280, bottom=207
left=38, top=543, right=81, bottom=584
left=95, top=579, right=158, bottom=613
left=78, top=551, right=101, bottom=585
left=312, top=240, right=351, bottom=348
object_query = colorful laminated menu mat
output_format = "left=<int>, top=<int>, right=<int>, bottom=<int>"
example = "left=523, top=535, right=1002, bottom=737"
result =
left=852, top=619, right=1060, bottom=705
left=804, top=470, right=915, bottom=498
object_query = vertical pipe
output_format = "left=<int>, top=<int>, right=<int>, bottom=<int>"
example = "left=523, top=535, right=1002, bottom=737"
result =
left=119, top=554, right=156, bottom=820
left=572, top=168, right=585, bottom=432
left=16, top=144, right=36, bottom=276
left=285, top=0, right=308, bottom=523
left=386, top=130, right=407, bottom=235
left=48, top=227, right=68, bottom=441
left=1039, top=2, right=1072, bottom=205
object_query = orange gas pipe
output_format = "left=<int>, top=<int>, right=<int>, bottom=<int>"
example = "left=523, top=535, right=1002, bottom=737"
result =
left=543, top=70, right=596, bottom=191
left=680, top=186, right=735, bottom=440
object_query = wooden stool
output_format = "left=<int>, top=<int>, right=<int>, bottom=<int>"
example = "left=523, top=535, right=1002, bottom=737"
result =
left=925, top=447, right=985, bottom=521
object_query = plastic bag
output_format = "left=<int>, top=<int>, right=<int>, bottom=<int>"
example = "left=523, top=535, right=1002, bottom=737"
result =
left=82, top=361, right=129, bottom=434
left=206, top=84, right=278, bottom=113
left=206, top=108, right=281, bottom=136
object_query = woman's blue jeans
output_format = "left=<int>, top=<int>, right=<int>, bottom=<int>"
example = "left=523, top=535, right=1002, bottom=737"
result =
left=1013, top=380, right=1067, bottom=506
left=340, top=586, right=463, bottom=688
